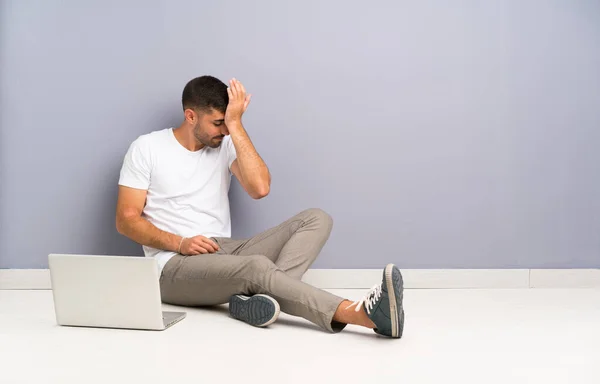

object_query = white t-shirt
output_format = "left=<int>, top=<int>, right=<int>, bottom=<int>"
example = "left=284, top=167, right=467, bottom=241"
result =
left=118, top=128, right=237, bottom=273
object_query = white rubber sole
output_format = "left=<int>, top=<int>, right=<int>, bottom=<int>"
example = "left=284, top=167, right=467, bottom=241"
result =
left=254, top=294, right=281, bottom=327
left=385, top=264, right=399, bottom=338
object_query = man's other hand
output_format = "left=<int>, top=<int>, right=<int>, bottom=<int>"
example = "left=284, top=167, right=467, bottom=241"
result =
left=180, top=235, right=220, bottom=255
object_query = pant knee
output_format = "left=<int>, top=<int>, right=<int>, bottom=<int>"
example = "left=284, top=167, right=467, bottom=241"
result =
left=304, top=208, right=333, bottom=232
left=241, top=255, right=278, bottom=292
left=244, top=255, right=277, bottom=275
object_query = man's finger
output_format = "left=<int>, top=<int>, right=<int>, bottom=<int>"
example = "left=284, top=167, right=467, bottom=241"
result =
left=237, top=80, right=246, bottom=95
left=187, top=248, right=200, bottom=255
left=227, top=86, right=233, bottom=100
left=195, top=237, right=215, bottom=252
left=201, top=239, right=217, bottom=253
left=237, top=80, right=246, bottom=98
left=208, top=238, right=219, bottom=250
left=229, top=79, right=238, bottom=98
left=233, top=78, right=244, bottom=98
left=208, top=240, right=219, bottom=252
left=190, top=240, right=208, bottom=254
left=244, top=94, right=252, bottom=110
left=195, top=246, right=208, bottom=254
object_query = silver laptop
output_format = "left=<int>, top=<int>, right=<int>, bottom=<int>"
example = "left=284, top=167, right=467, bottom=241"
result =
left=48, top=254, right=186, bottom=331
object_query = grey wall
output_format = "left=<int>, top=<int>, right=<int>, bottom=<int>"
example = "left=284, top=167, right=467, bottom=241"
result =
left=1, top=0, right=599, bottom=269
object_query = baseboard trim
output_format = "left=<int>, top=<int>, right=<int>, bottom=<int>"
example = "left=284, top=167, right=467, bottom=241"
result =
left=529, top=269, right=600, bottom=288
left=2, top=268, right=599, bottom=290
left=0, top=269, right=52, bottom=290
left=303, top=269, right=532, bottom=289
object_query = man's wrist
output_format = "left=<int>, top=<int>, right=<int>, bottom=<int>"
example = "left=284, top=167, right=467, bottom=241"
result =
left=226, top=120, right=243, bottom=131
left=170, top=234, right=184, bottom=253
left=177, top=236, right=185, bottom=254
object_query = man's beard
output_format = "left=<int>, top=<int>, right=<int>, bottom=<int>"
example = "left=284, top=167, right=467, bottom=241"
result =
left=194, top=124, right=222, bottom=148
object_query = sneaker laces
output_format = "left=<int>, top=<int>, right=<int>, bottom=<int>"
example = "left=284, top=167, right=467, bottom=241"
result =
left=346, top=283, right=383, bottom=315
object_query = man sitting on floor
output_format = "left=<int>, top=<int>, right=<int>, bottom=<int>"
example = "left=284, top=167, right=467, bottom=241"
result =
left=115, top=75, right=405, bottom=338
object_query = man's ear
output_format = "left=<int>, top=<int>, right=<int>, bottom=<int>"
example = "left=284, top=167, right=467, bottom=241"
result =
left=184, top=108, right=198, bottom=124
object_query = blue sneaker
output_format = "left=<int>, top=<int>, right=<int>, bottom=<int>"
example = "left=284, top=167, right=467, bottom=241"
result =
left=348, top=264, right=404, bottom=338
left=228, top=294, right=280, bottom=327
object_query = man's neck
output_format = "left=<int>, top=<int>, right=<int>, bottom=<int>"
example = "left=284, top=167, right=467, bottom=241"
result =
left=173, top=123, right=205, bottom=152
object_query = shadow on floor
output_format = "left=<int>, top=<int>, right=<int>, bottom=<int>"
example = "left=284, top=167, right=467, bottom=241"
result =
left=168, top=303, right=392, bottom=340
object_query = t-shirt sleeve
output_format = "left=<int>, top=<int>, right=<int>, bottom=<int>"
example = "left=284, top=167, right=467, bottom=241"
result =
left=118, top=137, right=152, bottom=190
left=225, top=136, right=238, bottom=171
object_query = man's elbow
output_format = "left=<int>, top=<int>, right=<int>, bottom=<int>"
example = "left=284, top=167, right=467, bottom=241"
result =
left=251, top=184, right=270, bottom=200
left=116, top=216, right=127, bottom=235
left=115, top=211, right=138, bottom=235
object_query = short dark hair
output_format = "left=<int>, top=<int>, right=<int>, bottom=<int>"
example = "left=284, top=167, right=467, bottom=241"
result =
left=182, top=75, right=228, bottom=113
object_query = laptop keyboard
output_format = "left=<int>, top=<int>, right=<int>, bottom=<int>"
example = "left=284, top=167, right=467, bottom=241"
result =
left=163, top=316, right=179, bottom=327
left=162, top=312, right=185, bottom=328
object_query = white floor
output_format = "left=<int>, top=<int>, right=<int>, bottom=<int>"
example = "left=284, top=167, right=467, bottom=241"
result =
left=1, top=288, right=599, bottom=384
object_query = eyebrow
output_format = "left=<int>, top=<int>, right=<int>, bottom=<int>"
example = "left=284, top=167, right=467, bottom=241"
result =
left=213, top=119, right=225, bottom=123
